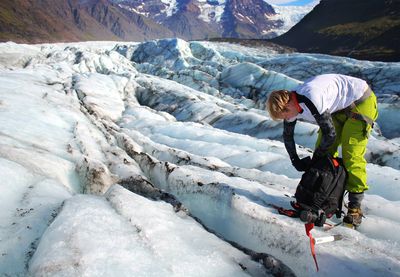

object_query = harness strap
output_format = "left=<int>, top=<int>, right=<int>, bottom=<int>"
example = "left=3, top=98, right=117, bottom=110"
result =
left=355, top=86, right=372, bottom=105
left=339, top=87, right=375, bottom=126
left=344, top=103, right=375, bottom=126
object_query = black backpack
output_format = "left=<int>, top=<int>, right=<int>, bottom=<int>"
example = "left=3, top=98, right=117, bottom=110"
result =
left=294, top=156, right=347, bottom=226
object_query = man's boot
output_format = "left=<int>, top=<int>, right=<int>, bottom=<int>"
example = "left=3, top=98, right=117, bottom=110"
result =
left=343, top=192, right=364, bottom=228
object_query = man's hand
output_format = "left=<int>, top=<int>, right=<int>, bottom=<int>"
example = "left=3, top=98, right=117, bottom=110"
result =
left=291, top=156, right=312, bottom=172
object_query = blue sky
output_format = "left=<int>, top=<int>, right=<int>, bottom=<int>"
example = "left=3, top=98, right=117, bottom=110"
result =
left=268, top=0, right=318, bottom=6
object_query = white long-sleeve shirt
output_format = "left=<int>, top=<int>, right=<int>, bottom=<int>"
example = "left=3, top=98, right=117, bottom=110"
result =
left=293, top=74, right=368, bottom=123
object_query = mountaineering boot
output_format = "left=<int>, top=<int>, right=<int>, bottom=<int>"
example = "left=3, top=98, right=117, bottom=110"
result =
left=343, top=192, right=364, bottom=228
left=343, top=205, right=363, bottom=228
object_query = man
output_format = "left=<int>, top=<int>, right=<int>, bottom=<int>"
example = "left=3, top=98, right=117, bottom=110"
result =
left=266, top=74, right=378, bottom=227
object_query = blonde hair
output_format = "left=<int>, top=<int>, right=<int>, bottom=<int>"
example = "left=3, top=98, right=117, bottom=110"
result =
left=266, top=90, right=291, bottom=120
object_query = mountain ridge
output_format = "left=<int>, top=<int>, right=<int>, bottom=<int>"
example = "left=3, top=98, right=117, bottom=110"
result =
left=270, top=0, right=400, bottom=62
left=0, top=0, right=174, bottom=43
left=0, top=0, right=303, bottom=43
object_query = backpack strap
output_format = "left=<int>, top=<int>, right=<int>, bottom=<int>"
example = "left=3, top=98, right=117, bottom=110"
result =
left=295, top=93, right=321, bottom=117
left=277, top=207, right=299, bottom=218
left=295, top=92, right=336, bottom=156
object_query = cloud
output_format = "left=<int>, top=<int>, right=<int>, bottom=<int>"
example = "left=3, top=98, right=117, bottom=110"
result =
left=267, top=0, right=298, bottom=4
left=267, top=0, right=319, bottom=6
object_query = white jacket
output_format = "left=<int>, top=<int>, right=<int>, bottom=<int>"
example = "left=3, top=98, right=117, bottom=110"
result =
left=293, top=74, right=368, bottom=123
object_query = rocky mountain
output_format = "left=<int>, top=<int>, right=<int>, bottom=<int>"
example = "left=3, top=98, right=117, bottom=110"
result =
left=222, top=0, right=280, bottom=38
left=270, top=0, right=400, bottom=62
left=115, top=0, right=285, bottom=39
left=0, top=0, right=297, bottom=43
left=0, top=0, right=174, bottom=43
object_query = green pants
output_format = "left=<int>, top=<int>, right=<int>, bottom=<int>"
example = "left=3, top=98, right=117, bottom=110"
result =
left=316, top=91, right=378, bottom=193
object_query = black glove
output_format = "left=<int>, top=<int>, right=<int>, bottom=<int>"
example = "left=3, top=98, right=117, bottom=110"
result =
left=291, top=156, right=312, bottom=172
left=299, top=209, right=326, bottom=227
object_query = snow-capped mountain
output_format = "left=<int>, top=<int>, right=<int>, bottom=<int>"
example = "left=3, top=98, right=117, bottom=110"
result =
left=114, top=0, right=316, bottom=39
left=270, top=2, right=319, bottom=36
